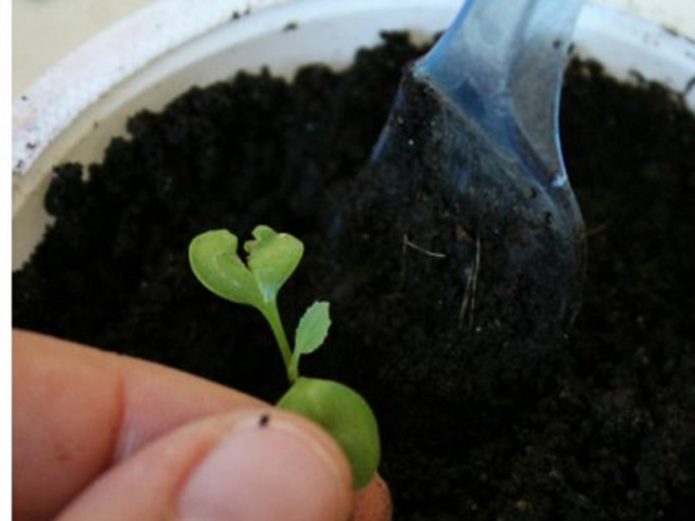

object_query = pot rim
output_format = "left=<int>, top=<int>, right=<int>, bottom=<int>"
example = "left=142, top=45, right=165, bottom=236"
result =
left=12, top=1, right=695, bottom=188
left=13, top=0, right=289, bottom=181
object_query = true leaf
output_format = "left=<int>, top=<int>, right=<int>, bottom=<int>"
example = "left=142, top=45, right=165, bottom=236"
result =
left=295, top=301, right=331, bottom=357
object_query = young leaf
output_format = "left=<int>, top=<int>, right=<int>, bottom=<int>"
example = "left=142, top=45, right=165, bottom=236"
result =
left=289, top=301, right=331, bottom=381
left=295, top=301, right=331, bottom=356
left=244, top=225, right=304, bottom=303
left=189, top=230, right=263, bottom=308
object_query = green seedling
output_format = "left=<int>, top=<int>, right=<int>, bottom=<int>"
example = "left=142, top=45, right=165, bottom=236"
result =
left=189, top=226, right=380, bottom=489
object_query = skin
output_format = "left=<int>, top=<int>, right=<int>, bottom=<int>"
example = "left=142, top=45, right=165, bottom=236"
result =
left=13, top=330, right=391, bottom=521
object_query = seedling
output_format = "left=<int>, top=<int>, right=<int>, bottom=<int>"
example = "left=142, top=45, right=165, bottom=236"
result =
left=189, top=226, right=380, bottom=489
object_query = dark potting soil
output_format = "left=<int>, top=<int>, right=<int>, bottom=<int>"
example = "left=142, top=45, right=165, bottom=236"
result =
left=13, top=33, right=695, bottom=520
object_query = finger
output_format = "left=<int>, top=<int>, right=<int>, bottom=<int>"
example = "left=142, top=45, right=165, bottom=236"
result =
left=56, top=409, right=354, bottom=521
left=350, top=475, right=392, bottom=521
left=13, top=330, right=392, bottom=521
left=351, top=475, right=392, bottom=521
left=13, top=330, right=263, bottom=521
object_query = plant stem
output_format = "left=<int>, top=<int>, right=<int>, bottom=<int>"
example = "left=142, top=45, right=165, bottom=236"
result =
left=288, top=353, right=300, bottom=384
left=262, top=303, right=294, bottom=383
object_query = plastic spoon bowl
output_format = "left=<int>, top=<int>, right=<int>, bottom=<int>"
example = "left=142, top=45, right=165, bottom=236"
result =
left=343, top=0, right=586, bottom=348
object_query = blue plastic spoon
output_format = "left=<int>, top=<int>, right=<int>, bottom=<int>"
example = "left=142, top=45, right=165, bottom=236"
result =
left=346, top=0, right=586, bottom=342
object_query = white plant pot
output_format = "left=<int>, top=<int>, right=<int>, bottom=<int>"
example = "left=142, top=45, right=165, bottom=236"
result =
left=12, top=0, right=695, bottom=269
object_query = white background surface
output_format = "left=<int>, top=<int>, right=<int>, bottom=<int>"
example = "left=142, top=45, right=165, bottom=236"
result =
left=12, top=0, right=695, bottom=96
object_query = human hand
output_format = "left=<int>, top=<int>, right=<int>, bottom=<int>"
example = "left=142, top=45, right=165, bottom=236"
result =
left=13, top=330, right=391, bottom=521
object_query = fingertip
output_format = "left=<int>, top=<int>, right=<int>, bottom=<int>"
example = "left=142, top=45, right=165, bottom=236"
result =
left=352, top=475, right=392, bottom=521
left=56, top=409, right=355, bottom=521
left=178, top=411, right=354, bottom=521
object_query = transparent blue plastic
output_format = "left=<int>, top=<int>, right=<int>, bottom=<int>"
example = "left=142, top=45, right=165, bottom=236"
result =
left=366, top=0, right=587, bottom=336
left=414, top=0, right=584, bottom=192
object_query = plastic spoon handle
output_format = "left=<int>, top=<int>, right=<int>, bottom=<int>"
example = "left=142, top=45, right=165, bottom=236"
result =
left=415, top=0, right=583, bottom=189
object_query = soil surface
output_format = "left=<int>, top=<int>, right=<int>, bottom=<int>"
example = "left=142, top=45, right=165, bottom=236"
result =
left=14, top=33, right=695, bottom=520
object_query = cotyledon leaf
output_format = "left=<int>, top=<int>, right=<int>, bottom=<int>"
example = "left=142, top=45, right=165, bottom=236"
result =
left=189, top=230, right=263, bottom=308
left=277, top=377, right=381, bottom=489
left=244, top=225, right=304, bottom=303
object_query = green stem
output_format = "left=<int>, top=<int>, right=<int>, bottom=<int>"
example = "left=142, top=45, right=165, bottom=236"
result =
left=261, top=303, right=294, bottom=383
left=288, top=353, right=300, bottom=384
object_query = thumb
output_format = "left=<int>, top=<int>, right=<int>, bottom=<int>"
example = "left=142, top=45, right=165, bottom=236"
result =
left=56, top=408, right=356, bottom=521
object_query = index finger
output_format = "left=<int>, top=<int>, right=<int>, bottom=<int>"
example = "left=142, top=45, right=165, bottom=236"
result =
left=12, top=329, right=264, bottom=521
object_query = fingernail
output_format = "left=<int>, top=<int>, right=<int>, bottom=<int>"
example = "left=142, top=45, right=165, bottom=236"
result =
left=178, top=413, right=350, bottom=521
